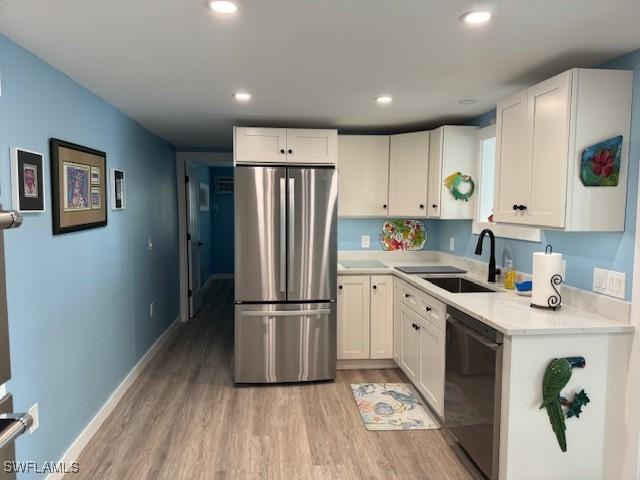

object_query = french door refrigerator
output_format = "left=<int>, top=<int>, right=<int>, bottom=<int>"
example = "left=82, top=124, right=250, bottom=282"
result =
left=234, top=165, right=337, bottom=383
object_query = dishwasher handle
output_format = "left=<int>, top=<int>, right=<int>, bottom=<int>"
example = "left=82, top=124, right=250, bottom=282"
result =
left=447, top=314, right=502, bottom=351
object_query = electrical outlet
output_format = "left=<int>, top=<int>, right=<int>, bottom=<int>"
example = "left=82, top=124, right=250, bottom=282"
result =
left=361, top=235, right=370, bottom=249
left=593, top=268, right=625, bottom=299
left=149, top=302, right=154, bottom=317
left=28, top=403, right=39, bottom=433
left=449, top=237, right=455, bottom=252
left=148, top=237, right=153, bottom=250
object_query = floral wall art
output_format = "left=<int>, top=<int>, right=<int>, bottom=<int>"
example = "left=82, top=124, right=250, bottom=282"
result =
left=379, top=220, right=427, bottom=251
left=580, top=135, right=622, bottom=187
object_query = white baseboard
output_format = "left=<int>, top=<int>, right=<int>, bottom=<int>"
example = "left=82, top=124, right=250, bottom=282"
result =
left=46, top=315, right=181, bottom=480
left=337, top=359, right=398, bottom=370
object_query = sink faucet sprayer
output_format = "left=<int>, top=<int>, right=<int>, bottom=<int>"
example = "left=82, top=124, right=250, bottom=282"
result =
left=475, top=229, right=501, bottom=283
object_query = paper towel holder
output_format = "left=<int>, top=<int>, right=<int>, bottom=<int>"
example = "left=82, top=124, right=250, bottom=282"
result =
left=531, top=244, right=563, bottom=311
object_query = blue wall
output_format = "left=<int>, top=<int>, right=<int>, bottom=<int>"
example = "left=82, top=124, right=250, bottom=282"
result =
left=432, top=50, right=640, bottom=300
left=209, top=167, right=234, bottom=275
left=196, top=164, right=214, bottom=284
left=0, top=34, right=179, bottom=477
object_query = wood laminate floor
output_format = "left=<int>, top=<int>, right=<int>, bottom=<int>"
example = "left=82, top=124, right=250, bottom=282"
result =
left=67, top=280, right=477, bottom=480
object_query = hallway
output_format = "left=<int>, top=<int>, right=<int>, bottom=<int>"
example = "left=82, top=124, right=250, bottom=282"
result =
left=67, top=280, right=474, bottom=480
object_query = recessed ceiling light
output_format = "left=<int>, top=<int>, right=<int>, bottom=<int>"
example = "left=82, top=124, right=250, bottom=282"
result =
left=207, top=1, right=238, bottom=14
left=234, top=92, right=251, bottom=102
left=461, top=11, right=492, bottom=24
left=376, top=95, right=392, bottom=104
left=458, top=99, right=477, bottom=104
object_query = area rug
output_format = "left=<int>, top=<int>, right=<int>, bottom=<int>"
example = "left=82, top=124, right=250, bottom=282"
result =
left=350, top=383, right=440, bottom=431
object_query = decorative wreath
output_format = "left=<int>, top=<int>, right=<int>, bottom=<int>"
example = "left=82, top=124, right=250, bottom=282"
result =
left=444, top=172, right=475, bottom=202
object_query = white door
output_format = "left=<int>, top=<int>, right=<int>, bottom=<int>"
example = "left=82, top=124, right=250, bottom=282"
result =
left=234, top=127, right=287, bottom=164
left=369, top=275, right=393, bottom=359
left=285, top=129, right=337, bottom=165
left=186, top=162, right=203, bottom=318
left=337, top=275, right=370, bottom=360
left=427, top=127, right=443, bottom=218
left=388, top=131, right=430, bottom=217
left=398, top=304, right=420, bottom=381
left=337, top=135, right=390, bottom=216
left=527, top=71, right=572, bottom=228
left=417, top=318, right=446, bottom=417
left=493, top=91, right=531, bottom=224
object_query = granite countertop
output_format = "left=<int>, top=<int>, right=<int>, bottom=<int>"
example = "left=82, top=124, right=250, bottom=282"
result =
left=338, top=258, right=634, bottom=336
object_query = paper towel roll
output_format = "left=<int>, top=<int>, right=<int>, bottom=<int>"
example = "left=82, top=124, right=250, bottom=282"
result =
left=532, top=250, right=563, bottom=309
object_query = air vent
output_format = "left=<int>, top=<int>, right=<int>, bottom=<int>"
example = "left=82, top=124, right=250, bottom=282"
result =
left=215, top=176, right=234, bottom=194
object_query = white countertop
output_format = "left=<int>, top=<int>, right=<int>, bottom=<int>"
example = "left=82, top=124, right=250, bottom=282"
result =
left=338, top=258, right=634, bottom=336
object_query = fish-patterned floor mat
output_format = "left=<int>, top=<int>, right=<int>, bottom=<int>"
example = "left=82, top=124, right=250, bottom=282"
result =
left=350, top=383, right=440, bottom=431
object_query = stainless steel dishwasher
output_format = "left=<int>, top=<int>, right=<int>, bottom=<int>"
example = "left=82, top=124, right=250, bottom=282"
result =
left=445, top=306, right=503, bottom=480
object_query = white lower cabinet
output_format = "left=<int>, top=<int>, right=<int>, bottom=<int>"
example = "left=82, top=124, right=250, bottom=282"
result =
left=394, top=278, right=446, bottom=417
left=337, top=275, right=393, bottom=361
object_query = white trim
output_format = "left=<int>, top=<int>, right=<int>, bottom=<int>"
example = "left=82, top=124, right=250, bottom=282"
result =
left=473, top=126, right=542, bottom=243
left=337, top=359, right=397, bottom=370
left=46, top=316, right=181, bottom=480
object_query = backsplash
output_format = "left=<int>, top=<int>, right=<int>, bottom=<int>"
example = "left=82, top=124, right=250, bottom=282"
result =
left=338, top=218, right=439, bottom=251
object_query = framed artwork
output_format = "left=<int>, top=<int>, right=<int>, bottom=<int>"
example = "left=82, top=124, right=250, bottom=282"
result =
left=110, top=169, right=126, bottom=210
left=50, top=139, right=107, bottom=235
left=580, top=135, right=623, bottom=187
left=10, top=148, right=46, bottom=212
left=199, top=183, right=210, bottom=211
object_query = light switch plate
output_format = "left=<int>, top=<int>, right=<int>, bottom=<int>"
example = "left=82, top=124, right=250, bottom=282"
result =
left=593, top=267, right=625, bottom=299
left=28, top=403, right=39, bottom=433
left=361, top=235, right=370, bottom=249
left=449, top=237, right=455, bottom=252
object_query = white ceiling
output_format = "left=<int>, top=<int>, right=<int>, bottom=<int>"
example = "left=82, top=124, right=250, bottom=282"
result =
left=1, top=0, right=640, bottom=148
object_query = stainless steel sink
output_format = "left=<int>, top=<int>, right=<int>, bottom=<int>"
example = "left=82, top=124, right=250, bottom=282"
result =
left=421, top=276, right=497, bottom=293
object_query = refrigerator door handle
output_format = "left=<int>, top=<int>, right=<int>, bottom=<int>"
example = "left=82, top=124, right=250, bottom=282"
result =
left=241, top=309, right=331, bottom=317
left=279, top=178, right=286, bottom=293
left=288, top=177, right=295, bottom=292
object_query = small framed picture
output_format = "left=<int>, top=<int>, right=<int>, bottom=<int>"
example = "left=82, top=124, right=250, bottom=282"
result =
left=50, top=138, right=107, bottom=235
left=10, top=148, right=46, bottom=213
left=110, top=169, right=126, bottom=210
left=199, top=183, right=210, bottom=211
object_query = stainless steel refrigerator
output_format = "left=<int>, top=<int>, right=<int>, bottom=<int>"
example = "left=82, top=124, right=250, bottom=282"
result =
left=234, top=165, right=337, bottom=383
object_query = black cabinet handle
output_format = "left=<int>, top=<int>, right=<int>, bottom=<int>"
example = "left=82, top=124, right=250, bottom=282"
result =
left=338, top=285, right=343, bottom=290
left=280, top=149, right=285, bottom=154
left=513, top=204, right=518, bottom=211
left=517, top=204, right=527, bottom=211
left=404, top=293, right=410, bottom=298
left=425, top=306, right=432, bottom=312
left=382, top=204, right=387, bottom=209
left=419, top=204, right=424, bottom=209
left=372, top=285, right=377, bottom=290
left=288, top=149, right=293, bottom=154
left=432, top=204, right=437, bottom=208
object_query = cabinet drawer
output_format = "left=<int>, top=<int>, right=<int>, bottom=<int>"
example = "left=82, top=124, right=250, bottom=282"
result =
left=397, top=279, right=446, bottom=331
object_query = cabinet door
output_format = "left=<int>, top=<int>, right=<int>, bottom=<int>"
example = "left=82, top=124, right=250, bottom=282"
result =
left=286, top=129, right=337, bottom=165
left=439, top=126, right=477, bottom=220
left=427, top=127, right=443, bottom=218
left=337, top=136, right=390, bottom=216
left=417, top=318, right=445, bottom=417
left=235, top=127, right=287, bottom=164
left=493, top=91, right=531, bottom=224
left=527, top=71, right=571, bottom=228
left=370, top=275, right=393, bottom=359
left=398, top=304, right=420, bottom=381
left=337, top=275, right=370, bottom=360
left=388, top=131, right=430, bottom=217
left=393, top=280, right=401, bottom=363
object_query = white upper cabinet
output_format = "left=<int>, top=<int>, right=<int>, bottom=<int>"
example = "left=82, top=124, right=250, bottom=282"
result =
left=234, top=127, right=287, bottom=164
left=388, top=131, right=430, bottom=217
left=337, top=135, right=390, bottom=217
left=427, top=126, right=478, bottom=219
left=234, top=127, right=337, bottom=165
left=493, top=68, right=632, bottom=231
left=285, top=129, right=337, bottom=165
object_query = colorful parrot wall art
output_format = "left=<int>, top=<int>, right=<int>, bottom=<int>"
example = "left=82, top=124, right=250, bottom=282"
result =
left=539, top=357, right=590, bottom=452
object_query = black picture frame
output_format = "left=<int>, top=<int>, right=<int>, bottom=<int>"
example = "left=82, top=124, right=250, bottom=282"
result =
left=11, top=148, right=45, bottom=212
left=50, top=138, right=108, bottom=235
